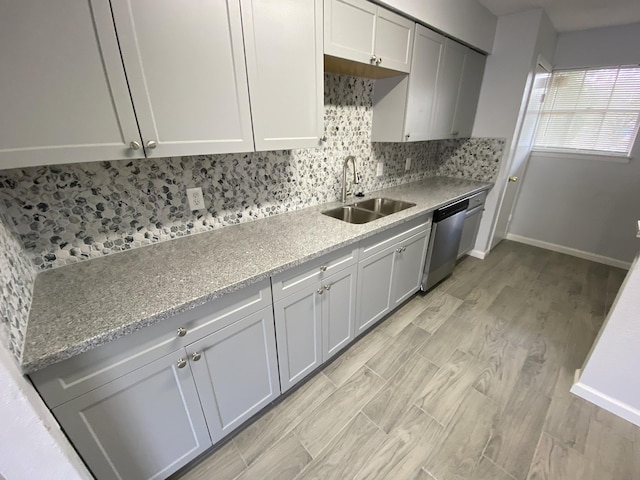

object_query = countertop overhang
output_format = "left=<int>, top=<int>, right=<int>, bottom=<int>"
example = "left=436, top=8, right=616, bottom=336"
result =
left=21, top=176, right=492, bottom=373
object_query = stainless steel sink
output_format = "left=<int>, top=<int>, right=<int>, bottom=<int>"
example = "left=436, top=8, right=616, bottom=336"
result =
left=352, top=198, right=416, bottom=216
left=322, top=206, right=385, bottom=224
left=322, top=197, right=415, bottom=224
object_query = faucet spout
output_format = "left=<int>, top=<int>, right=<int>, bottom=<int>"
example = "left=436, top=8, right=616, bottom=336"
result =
left=342, top=156, right=359, bottom=203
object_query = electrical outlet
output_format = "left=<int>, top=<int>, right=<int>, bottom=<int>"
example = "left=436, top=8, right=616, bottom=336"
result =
left=405, top=158, right=412, bottom=171
left=376, top=161, right=384, bottom=177
left=186, top=187, right=205, bottom=211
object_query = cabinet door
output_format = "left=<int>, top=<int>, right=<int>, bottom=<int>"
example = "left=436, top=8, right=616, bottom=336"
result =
left=373, top=7, right=414, bottom=73
left=458, top=207, right=483, bottom=259
left=391, top=229, right=430, bottom=307
left=187, top=307, right=280, bottom=442
left=322, top=265, right=357, bottom=361
left=431, top=39, right=467, bottom=139
left=241, top=0, right=323, bottom=151
left=453, top=48, right=486, bottom=137
left=53, top=350, right=211, bottom=480
left=274, top=286, right=323, bottom=392
left=324, top=0, right=377, bottom=65
left=355, top=246, right=396, bottom=336
left=404, top=26, right=445, bottom=141
left=110, top=0, right=254, bottom=158
left=0, top=0, right=143, bottom=169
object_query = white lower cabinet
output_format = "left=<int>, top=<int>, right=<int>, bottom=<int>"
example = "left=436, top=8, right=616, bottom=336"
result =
left=34, top=281, right=278, bottom=480
left=33, top=217, right=436, bottom=479
left=187, top=307, right=280, bottom=443
left=355, top=244, right=396, bottom=334
left=391, top=228, right=431, bottom=307
left=274, top=263, right=357, bottom=392
left=274, top=285, right=322, bottom=392
left=53, top=350, right=211, bottom=480
left=322, top=266, right=358, bottom=360
left=356, top=217, right=431, bottom=335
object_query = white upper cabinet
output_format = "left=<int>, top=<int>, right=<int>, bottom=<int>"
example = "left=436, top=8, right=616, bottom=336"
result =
left=430, top=39, right=466, bottom=139
left=0, top=0, right=144, bottom=170
left=371, top=25, right=444, bottom=142
left=431, top=39, right=486, bottom=139
left=454, top=47, right=486, bottom=138
left=241, top=0, right=324, bottom=151
left=373, top=6, right=415, bottom=73
left=1, top=0, right=323, bottom=169
left=372, top=30, right=485, bottom=142
left=325, top=0, right=414, bottom=73
left=324, top=0, right=378, bottom=65
left=110, top=0, right=254, bottom=158
left=403, top=27, right=445, bottom=141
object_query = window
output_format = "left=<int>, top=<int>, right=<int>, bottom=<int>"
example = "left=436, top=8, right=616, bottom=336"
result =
left=534, top=65, right=640, bottom=156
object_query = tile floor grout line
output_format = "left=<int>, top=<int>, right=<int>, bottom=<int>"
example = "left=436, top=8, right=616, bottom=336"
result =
left=481, top=453, right=519, bottom=480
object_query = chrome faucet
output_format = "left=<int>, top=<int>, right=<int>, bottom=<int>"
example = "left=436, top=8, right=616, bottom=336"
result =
left=342, top=156, right=359, bottom=203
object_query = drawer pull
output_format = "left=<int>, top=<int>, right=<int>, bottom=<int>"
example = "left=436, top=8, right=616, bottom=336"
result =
left=191, top=352, right=202, bottom=362
left=317, top=287, right=325, bottom=295
left=324, top=284, right=332, bottom=291
left=177, top=327, right=187, bottom=337
left=177, top=358, right=187, bottom=369
left=320, top=265, right=327, bottom=272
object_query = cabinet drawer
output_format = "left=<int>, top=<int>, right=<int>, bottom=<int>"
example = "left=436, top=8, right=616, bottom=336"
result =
left=31, top=279, right=271, bottom=408
left=359, top=214, right=432, bottom=260
left=271, top=245, right=359, bottom=301
left=467, top=191, right=487, bottom=210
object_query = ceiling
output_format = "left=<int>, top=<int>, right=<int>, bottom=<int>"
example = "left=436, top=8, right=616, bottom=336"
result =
left=476, top=0, right=640, bottom=32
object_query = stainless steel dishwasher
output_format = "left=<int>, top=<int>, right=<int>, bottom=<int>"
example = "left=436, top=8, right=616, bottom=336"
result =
left=421, top=199, right=469, bottom=291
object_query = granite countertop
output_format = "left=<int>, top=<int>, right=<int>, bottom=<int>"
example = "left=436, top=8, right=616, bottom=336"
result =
left=21, top=176, right=492, bottom=373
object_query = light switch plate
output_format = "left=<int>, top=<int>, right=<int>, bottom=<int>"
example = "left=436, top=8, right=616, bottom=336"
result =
left=405, top=158, right=411, bottom=171
left=376, top=161, right=384, bottom=177
left=186, top=187, right=205, bottom=211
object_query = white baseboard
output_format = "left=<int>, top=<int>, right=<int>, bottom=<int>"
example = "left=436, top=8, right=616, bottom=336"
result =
left=468, top=249, right=487, bottom=260
left=571, top=381, right=640, bottom=427
left=505, top=234, right=631, bottom=270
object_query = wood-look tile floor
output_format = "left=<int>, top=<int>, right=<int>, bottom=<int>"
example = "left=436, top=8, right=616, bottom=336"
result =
left=175, top=240, right=639, bottom=480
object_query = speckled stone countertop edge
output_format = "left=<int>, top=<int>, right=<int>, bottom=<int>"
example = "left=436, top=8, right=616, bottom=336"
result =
left=21, top=178, right=492, bottom=374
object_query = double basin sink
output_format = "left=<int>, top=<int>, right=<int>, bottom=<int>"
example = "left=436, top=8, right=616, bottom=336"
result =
left=322, top=197, right=416, bottom=224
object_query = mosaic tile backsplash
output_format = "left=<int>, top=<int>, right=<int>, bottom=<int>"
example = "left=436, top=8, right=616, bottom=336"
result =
left=0, top=73, right=504, bottom=270
left=0, top=214, right=37, bottom=359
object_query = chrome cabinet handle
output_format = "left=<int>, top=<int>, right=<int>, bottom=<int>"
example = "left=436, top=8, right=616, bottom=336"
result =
left=320, top=265, right=327, bottom=272
left=376, top=57, right=382, bottom=65
left=324, top=284, right=331, bottom=291
left=317, top=287, right=325, bottom=295
left=509, top=176, right=518, bottom=182
left=405, top=134, right=410, bottom=139
left=146, top=140, right=157, bottom=149
left=177, top=358, right=187, bottom=369
left=191, top=352, right=201, bottom=362
left=129, top=141, right=141, bottom=150
left=396, top=247, right=402, bottom=253
left=177, top=327, right=187, bottom=337
left=370, top=55, right=378, bottom=64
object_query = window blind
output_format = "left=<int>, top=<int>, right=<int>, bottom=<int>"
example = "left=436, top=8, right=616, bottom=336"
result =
left=534, top=65, right=640, bottom=156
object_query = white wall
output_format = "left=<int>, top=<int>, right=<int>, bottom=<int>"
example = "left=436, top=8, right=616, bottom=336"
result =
left=508, top=23, right=640, bottom=266
left=572, top=250, right=640, bottom=426
left=0, top=333, right=90, bottom=480
left=378, top=0, right=496, bottom=53
left=471, top=9, right=557, bottom=255
left=554, top=22, right=640, bottom=69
